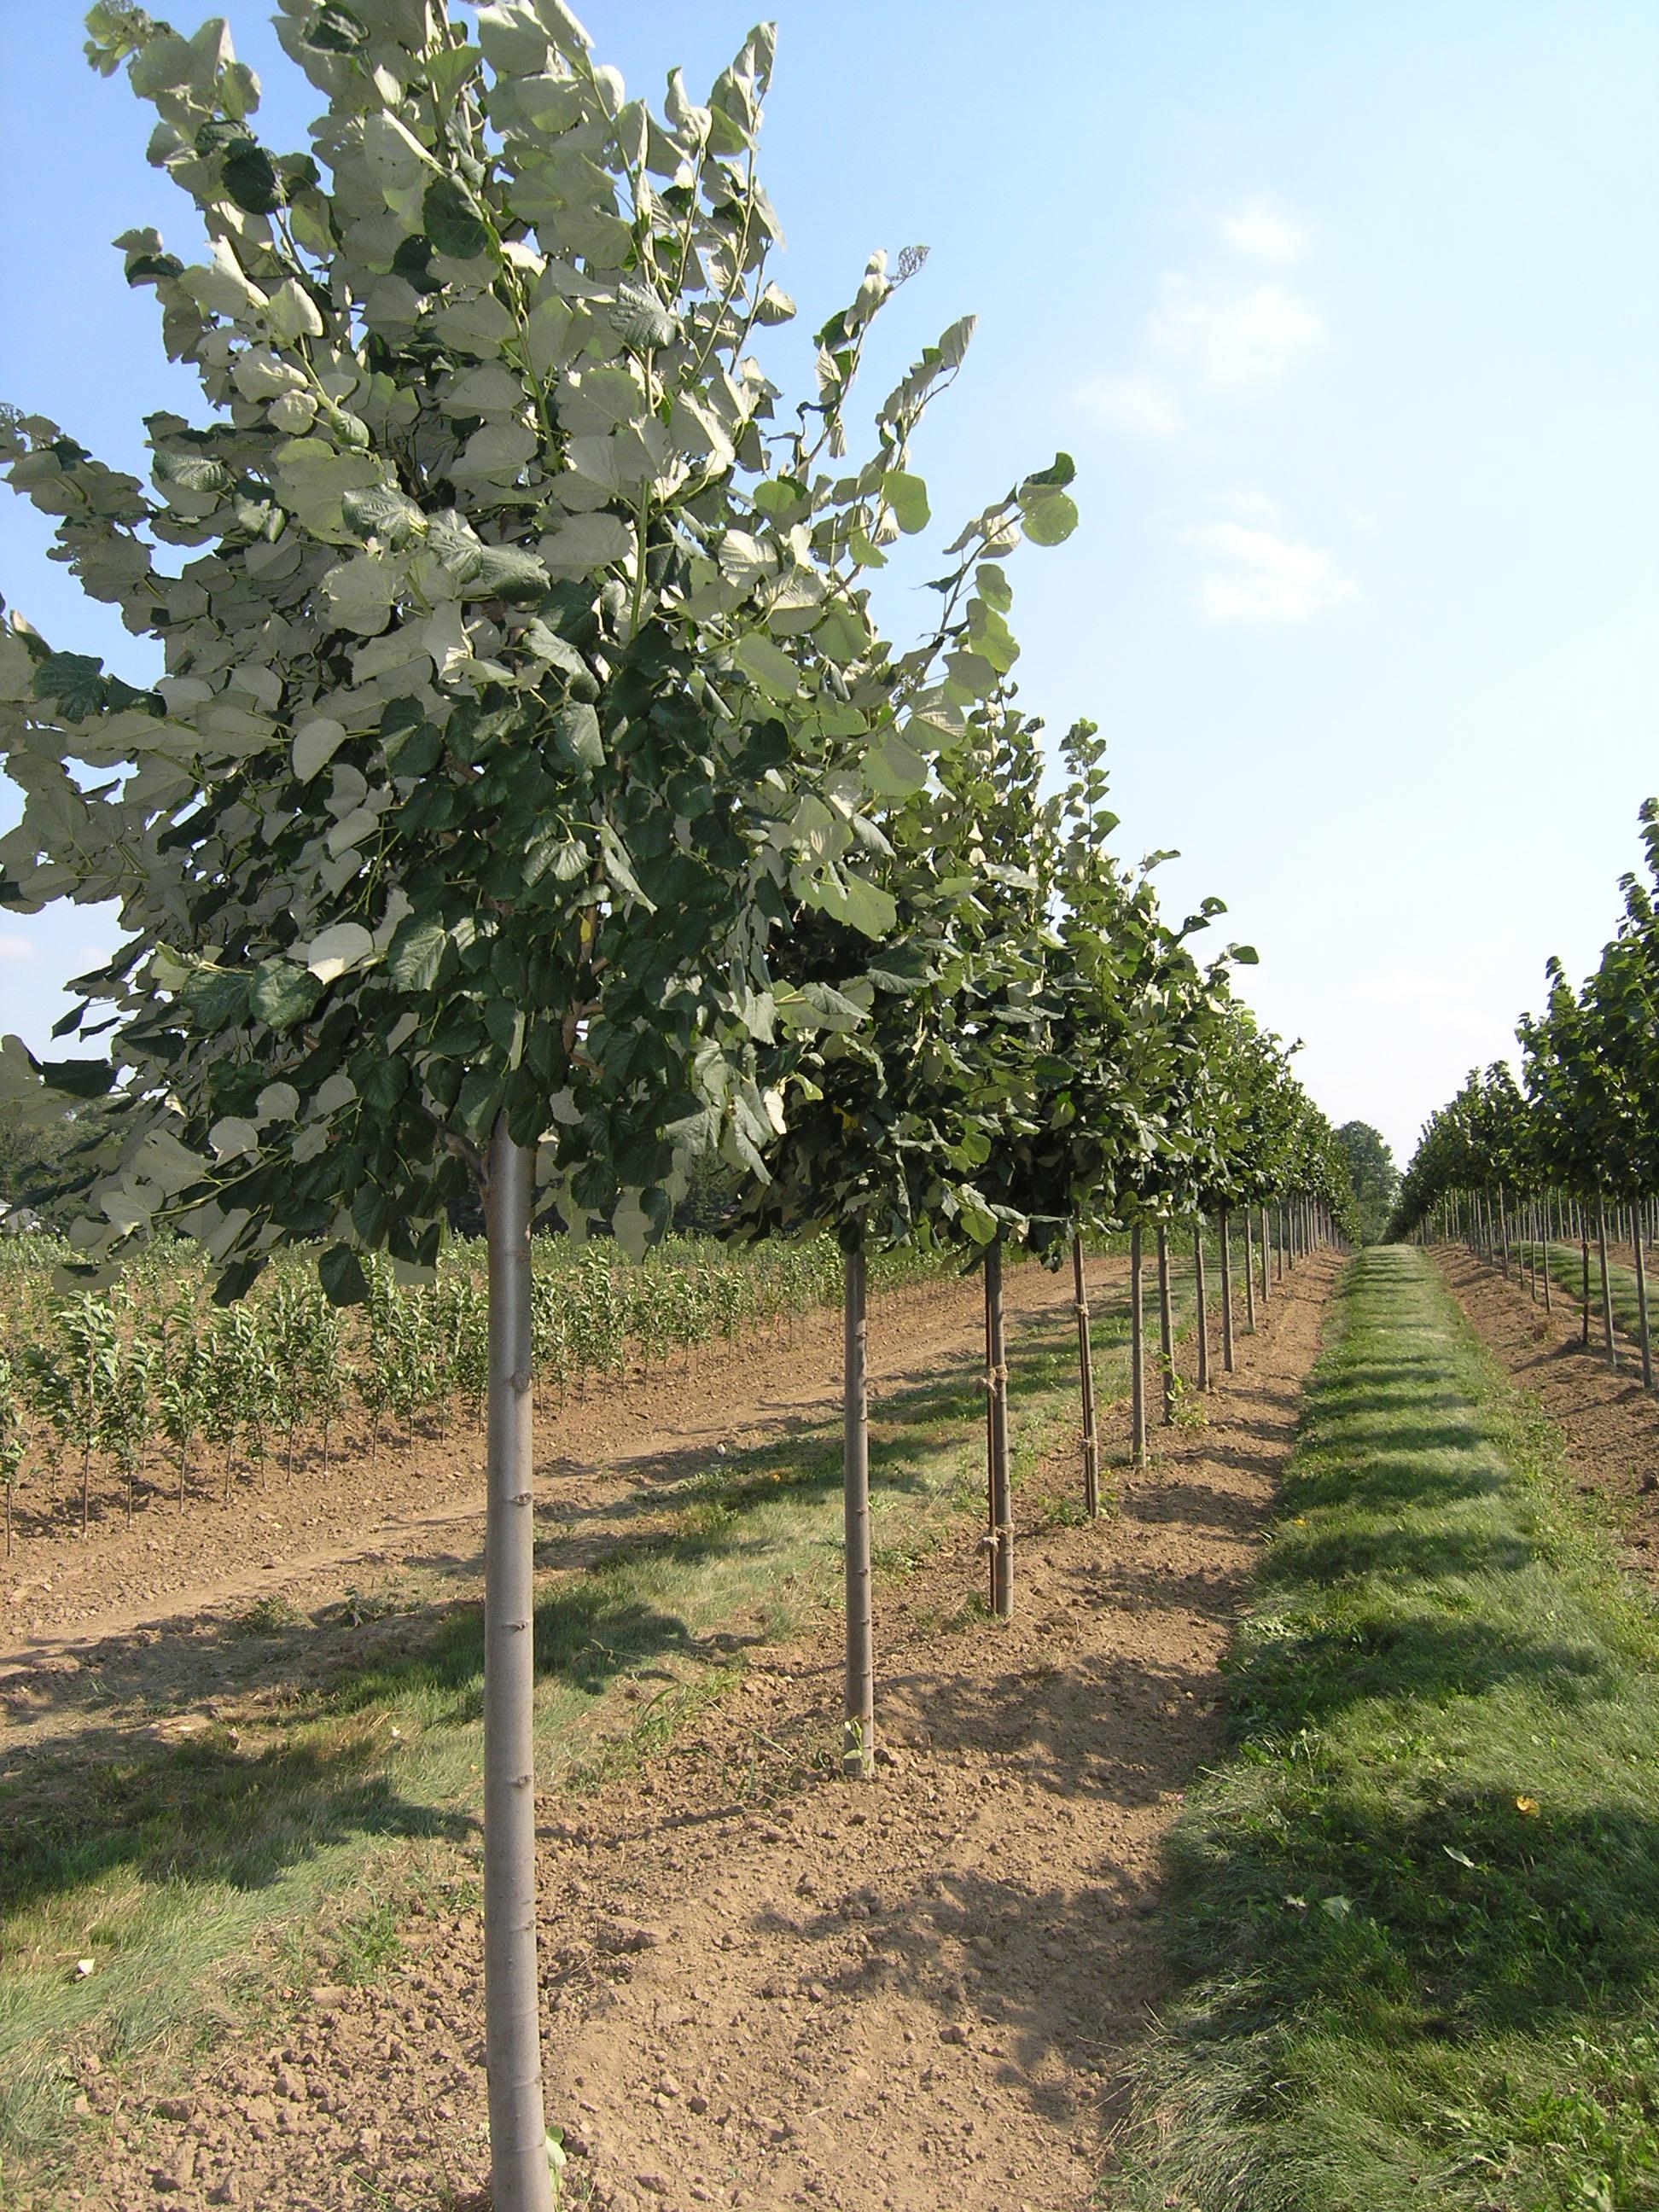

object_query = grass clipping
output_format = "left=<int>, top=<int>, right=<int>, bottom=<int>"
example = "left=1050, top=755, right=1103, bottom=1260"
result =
left=1112, top=1246, right=1659, bottom=2212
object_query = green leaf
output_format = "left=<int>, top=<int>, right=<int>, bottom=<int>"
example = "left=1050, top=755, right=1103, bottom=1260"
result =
left=882, top=469, right=930, bottom=534
left=839, top=872, right=898, bottom=940
left=32, top=652, right=108, bottom=720
left=550, top=702, right=603, bottom=771
left=462, top=544, right=548, bottom=604
left=249, top=961, right=323, bottom=1031
left=292, top=718, right=347, bottom=783
left=610, top=282, right=677, bottom=352
left=1019, top=488, right=1079, bottom=548
left=422, top=177, right=492, bottom=261
left=733, top=632, right=800, bottom=701
left=301, top=3, right=369, bottom=54
left=318, top=1243, right=370, bottom=1307
left=387, top=917, right=448, bottom=991
left=38, top=1058, right=115, bottom=1100
left=221, top=142, right=282, bottom=216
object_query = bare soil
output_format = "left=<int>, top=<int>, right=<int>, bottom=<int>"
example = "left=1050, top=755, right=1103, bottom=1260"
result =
left=59, top=1249, right=1340, bottom=2212
left=1435, top=1244, right=1659, bottom=1574
left=2, top=1268, right=1051, bottom=1668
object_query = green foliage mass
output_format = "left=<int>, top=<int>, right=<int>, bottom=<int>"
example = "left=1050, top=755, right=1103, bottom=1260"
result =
left=0, top=0, right=1074, bottom=1299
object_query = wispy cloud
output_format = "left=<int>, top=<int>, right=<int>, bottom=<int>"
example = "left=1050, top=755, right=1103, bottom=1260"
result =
left=1076, top=373, right=1184, bottom=436
left=1151, top=275, right=1323, bottom=389
left=1220, top=199, right=1308, bottom=266
left=1185, top=510, right=1359, bottom=624
left=0, top=934, right=36, bottom=963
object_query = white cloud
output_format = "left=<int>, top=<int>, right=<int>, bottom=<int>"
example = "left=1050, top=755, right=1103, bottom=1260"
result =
left=1076, top=374, right=1184, bottom=436
left=1185, top=515, right=1359, bottom=625
left=1150, top=276, right=1324, bottom=389
left=0, top=934, right=37, bottom=963
left=1220, top=200, right=1308, bottom=266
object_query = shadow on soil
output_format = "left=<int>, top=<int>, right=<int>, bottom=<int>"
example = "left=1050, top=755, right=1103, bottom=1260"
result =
left=0, top=1295, right=1084, bottom=1936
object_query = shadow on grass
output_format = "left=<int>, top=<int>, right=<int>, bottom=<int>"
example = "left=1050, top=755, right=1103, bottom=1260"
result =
left=1111, top=1247, right=1659, bottom=2208
left=1163, top=1783, right=1659, bottom=2045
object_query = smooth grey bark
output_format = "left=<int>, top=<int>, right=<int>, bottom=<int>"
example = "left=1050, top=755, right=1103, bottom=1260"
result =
left=1220, top=1208, right=1236, bottom=1373
left=1598, top=1199, right=1617, bottom=1371
left=1130, top=1224, right=1147, bottom=1469
left=1156, top=1224, right=1175, bottom=1425
left=1634, top=1220, right=1653, bottom=1392
left=842, top=1240, right=874, bottom=1778
left=1071, top=1233, right=1100, bottom=1516
left=482, top=1121, right=556, bottom=2212
left=1582, top=1216, right=1592, bottom=1346
left=1260, top=1205, right=1272, bottom=1306
left=1243, top=1206, right=1257, bottom=1335
left=986, top=1237, right=1013, bottom=1618
left=1192, top=1221, right=1210, bottom=1392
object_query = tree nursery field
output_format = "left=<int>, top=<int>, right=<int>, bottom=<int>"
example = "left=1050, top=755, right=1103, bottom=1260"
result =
left=2, top=6, right=1657, bottom=2212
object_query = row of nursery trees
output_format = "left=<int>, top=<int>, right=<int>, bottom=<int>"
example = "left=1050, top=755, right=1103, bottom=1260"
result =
left=0, top=6, right=1348, bottom=2203
left=1394, top=799, right=1659, bottom=1384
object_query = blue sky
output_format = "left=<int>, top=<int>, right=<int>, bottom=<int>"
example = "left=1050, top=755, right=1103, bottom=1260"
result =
left=2, top=1, right=1656, bottom=1164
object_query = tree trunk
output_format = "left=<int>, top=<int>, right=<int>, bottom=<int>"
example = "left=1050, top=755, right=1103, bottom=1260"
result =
left=1260, top=1205, right=1272, bottom=1306
left=1542, top=1199, right=1552, bottom=1313
left=986, top=1237, right=1013, bottom=1618
left=481, top=1120, right=556, bottom=2212
left=1220, top=1208, right=1236, bottom=1372
left=842, top=1239, right=874, bottom=1777
left=1243, top=1206, right=1257, bottom=1334
left=1597, top=1199, right=1617, bottom=1372
left=1192, top=1221, right=1210, bottom=1392
left=1071, top=1233, right=1100, bottom=1516
left=1156, top=1224, right=1175, bottom=1425
left=1634, top=1220, right=1653, bottom=1392
left=1581, top=1215, right=1592, bottom=1346
left=1130, top=1224, right=1146, bottom=1470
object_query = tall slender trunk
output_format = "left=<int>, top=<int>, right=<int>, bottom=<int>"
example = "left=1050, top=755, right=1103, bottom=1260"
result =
left=1498, top=1189, right=1511, bottom=1278
left=1597, top=1199, right=1617, bottom=1372
left=842, top=1239, right=873, bottom=1778
left=1634, top=1220, right=1653, bottom=1393
left=1581, top=1214, right=1592, bottom=1346
left=986, top=1238, right=1013, bottom=1618
left=1542, top=1199, right=1552, bottom=1312
left=1130, top=1225, right=1146, bottom=1470
left=1071, top=1234, right=1100, bottom=1516
left=481, top=1121, right=556, bottom=2212
left=1260, top=1206, right=1272, bottom=1306
left=1243, top=1206, right=1257, bottom=1334
left=1220, top=1208, right=1236, bottom=1372
left=1156, top=1224, right=1175, bottom=1426
left=1192, top=1221, right=1210, bottom=1391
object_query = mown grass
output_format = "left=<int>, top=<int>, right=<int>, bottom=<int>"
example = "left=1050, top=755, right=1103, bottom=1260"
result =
left=1110, top=1244, right=1659, bottom=2212
left=0, top=1257, right=1163, bottom=2199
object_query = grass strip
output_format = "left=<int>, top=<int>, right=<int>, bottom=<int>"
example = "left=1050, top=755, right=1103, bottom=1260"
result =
left=0, top=1260, right=1174, bottom=2195
left=1111, top=1244, right=1659, bottom=2212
